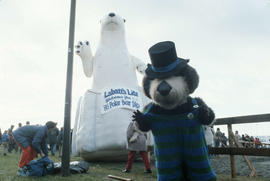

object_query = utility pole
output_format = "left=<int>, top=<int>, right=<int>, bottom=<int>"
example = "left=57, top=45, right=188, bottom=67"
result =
left=61, top=0, right=76, bottom=176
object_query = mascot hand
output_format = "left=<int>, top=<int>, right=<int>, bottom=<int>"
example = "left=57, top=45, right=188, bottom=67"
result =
left=197, top=106, right=215, bottom=125
left=132, top=110, right=144, bottom=122
left=132, top=110, right=151, bottom=132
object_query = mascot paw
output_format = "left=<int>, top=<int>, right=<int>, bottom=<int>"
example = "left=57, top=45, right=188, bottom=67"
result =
left=132, top=110, right=144, bottom=122
left=197, top=106, right=215, bottom=125
left=75, top=41, right=92, bottom=60
left=132, top=110, right=151, bottom=132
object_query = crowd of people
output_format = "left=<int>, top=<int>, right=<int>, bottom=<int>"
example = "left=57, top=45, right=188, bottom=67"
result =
left=0, top=121, right=64, bottom=158
left=205, top=127, right=265, bottom=149
left=237, top=132, right=264, bottom=148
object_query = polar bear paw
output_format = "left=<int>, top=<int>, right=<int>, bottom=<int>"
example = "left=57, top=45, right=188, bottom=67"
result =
left=75, top=41, right=92, bottom=60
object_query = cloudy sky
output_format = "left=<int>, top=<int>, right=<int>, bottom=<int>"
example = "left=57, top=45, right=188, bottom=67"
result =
left=0, top=0, right=269, bottom=136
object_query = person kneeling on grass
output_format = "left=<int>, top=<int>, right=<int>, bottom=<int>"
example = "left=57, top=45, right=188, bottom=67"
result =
left=13, top=121, right=57, bottom=174
left=123, top=121, right=152, bottom=174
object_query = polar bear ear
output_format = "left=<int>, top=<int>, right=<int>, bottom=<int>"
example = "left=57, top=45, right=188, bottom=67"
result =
left=123, top=19, right=126, bottom=23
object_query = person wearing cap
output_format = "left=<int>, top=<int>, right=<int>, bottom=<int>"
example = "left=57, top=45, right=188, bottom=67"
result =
left=13, top=121, right=57, bottom=169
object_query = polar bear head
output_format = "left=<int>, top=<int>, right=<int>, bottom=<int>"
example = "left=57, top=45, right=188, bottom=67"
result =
left=100, top=12, right=126, bottom=33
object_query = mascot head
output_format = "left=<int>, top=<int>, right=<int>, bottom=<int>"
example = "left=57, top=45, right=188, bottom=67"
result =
left=143, top=41, right=199, bottom=109
left=100, top=12, right=126, bottom=33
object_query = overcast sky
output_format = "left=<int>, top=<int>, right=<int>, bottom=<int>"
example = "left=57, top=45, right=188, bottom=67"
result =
left=0, top=0, right=269, bottom=136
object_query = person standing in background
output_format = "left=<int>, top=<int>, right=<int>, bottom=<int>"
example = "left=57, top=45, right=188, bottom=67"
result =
left=234, top=131, right=241, bottom=143
left=47, top=125, right=59, bottom=156
left=214, top=128, right=223, bottom=147
left=204, top=126, right=214, bottom=147
left=8, top=126, right=18, bottom=153
left=18, top=123, right=23, bottom=154
left=2, top=130, right=9, bottom=156
left=221, top=133, right=228, bottom=147
left=57, top=127, right=64, bottom=157
left=123, top=121, right=152, bottom=174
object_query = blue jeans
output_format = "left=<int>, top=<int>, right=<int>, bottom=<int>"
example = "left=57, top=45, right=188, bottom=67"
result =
left=50, top=144, right=57, bottom=155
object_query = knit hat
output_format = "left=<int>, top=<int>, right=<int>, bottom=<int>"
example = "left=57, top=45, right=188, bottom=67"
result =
left=46, top=121, right=57, bottom=129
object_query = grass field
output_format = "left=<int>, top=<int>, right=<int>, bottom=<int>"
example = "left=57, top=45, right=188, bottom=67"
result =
left=0, top=147, right=269, bottom=181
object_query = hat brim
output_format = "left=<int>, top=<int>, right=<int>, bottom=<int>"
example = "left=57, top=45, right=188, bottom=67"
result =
left=145, top=58, right=188, bottom=79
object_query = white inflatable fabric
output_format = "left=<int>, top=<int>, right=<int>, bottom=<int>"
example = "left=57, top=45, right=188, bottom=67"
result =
left=75, top=13, right=146, bottom=91
left=72, top=13, right=148, bottom=161
left=72, top=89, right=151, bottom=161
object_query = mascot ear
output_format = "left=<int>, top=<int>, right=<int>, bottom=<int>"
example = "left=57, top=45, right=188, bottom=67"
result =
left=182, top=65, right=199, bottom=94
left=142, top=76, right=151, bottom=99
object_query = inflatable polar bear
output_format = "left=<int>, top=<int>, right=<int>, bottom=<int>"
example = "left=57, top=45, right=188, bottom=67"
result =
left=72, top=12, right=150, bottom=161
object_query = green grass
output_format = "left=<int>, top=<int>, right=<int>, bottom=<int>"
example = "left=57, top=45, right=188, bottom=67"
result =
left=0, top=147, right=269, bottom=181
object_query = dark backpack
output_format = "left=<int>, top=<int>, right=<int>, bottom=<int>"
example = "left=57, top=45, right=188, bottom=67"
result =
left=25, top=156, right=54, bottom=176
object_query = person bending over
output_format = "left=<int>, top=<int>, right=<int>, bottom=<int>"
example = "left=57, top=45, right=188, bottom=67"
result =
left=13, top=121, right=57, bottom=169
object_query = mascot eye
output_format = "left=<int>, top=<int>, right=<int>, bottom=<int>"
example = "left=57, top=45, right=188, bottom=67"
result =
left=123, top=19, right=126, bottom=23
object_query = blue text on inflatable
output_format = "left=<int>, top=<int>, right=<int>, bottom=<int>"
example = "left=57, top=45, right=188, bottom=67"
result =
left=102, top=88, right=141, bottom=113
left=104, top=88, right=138, bottom=98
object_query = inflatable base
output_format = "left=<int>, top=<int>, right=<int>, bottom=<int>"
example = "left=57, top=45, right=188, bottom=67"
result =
left=72, top=88, right=151, bottom=161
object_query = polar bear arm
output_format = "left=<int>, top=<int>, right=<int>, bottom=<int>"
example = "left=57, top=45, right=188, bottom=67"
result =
left=82, top=57, right=94, bottom=77
left=130, top=55, right=147, bottom=75
left=75, top=41, right=94, bottom=77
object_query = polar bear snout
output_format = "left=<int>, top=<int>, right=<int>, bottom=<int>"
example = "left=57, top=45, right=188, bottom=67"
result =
left=157, top=81, right=172, bottom=96
left=108, top=12, right=115, bottom=17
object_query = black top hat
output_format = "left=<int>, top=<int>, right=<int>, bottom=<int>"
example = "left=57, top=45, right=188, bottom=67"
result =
left=145, top=41, right=189, bottom=79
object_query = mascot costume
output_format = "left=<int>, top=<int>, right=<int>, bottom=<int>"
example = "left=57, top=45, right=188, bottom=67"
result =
left=72, top=13, right=148, bottom=161
left=133, top=41, right=216, bottom=181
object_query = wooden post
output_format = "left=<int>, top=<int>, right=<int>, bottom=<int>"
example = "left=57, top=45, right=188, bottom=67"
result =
left=227, top=124, right=236, bottom=178
left=233, top=136, right=257, bottom=177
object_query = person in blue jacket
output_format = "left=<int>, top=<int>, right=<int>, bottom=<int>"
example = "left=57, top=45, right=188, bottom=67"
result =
left=2, top=130, right=9, bottom=156
left=13, top=121, right=57, bottom=169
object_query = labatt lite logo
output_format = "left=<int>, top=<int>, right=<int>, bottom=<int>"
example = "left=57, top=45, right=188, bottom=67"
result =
left=102, top=88, right=140, bottom=112
left=104, top=88, right=138, bottom=98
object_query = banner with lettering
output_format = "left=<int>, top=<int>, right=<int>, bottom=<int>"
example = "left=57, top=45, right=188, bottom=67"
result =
left=101, top=87, right=143, bottom=114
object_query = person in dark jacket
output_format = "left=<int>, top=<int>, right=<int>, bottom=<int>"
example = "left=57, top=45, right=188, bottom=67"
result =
left=13, top=121, right=57, bottom=168
left=47, top=126, right=59, bottom=156
left=57, top=127, right=64, bottom=157
left=2, top=130, right=8, bottom=156
left=8, top=128, right=18, bottom=153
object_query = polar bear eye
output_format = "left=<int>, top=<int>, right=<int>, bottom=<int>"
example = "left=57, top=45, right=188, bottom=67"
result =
left=123, top=19, right=126, bottom=23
